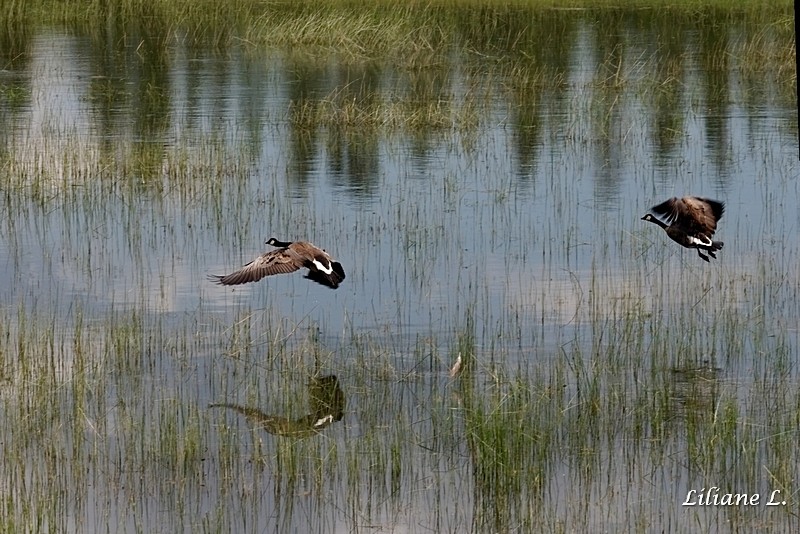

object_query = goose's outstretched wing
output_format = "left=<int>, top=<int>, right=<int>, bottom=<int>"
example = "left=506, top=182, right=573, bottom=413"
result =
left=209, top=250, right=301, bottom=285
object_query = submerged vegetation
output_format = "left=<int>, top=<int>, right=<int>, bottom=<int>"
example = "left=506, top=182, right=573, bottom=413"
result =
left=0, top=0, right=798, bottom=532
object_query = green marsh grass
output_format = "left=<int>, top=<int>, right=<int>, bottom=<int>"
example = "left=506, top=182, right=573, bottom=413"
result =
left=2, top=267, right=799, bottom=531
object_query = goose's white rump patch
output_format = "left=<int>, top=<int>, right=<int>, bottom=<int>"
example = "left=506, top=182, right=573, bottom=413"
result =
left=688, top=235, right=712, bottom=246
left=313, top=415, right=334, bottom=428
left=312, top=258, right=333, bottom=274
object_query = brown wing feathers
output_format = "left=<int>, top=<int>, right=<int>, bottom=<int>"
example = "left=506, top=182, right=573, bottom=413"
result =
left=209, top=251, right=301, bottom=285
left=650, top=196, right=724, bottom=236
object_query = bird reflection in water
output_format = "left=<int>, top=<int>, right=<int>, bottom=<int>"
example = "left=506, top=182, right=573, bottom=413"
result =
left=210, top=375, right=345, bottom=438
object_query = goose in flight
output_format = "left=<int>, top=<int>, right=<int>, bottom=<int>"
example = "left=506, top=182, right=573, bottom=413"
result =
left=209, top=238, right=346, bottom=289
left=641, top=196, right=725, bottom=262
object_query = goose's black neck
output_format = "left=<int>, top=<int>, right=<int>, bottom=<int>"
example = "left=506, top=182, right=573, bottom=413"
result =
left=642, top=215, right=668, bottom=229
left=266, top=238, right=293, bottom=248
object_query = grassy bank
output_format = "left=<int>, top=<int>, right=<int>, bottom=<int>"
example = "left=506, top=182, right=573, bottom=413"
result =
left=2, top=0, right=793, bottom=45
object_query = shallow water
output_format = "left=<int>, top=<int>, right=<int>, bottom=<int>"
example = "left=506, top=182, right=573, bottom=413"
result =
left=0, top=6, right=798, bottom=533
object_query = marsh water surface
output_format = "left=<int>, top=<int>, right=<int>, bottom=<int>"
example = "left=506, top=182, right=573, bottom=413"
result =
left=0, top=5, right=798, bottom=533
